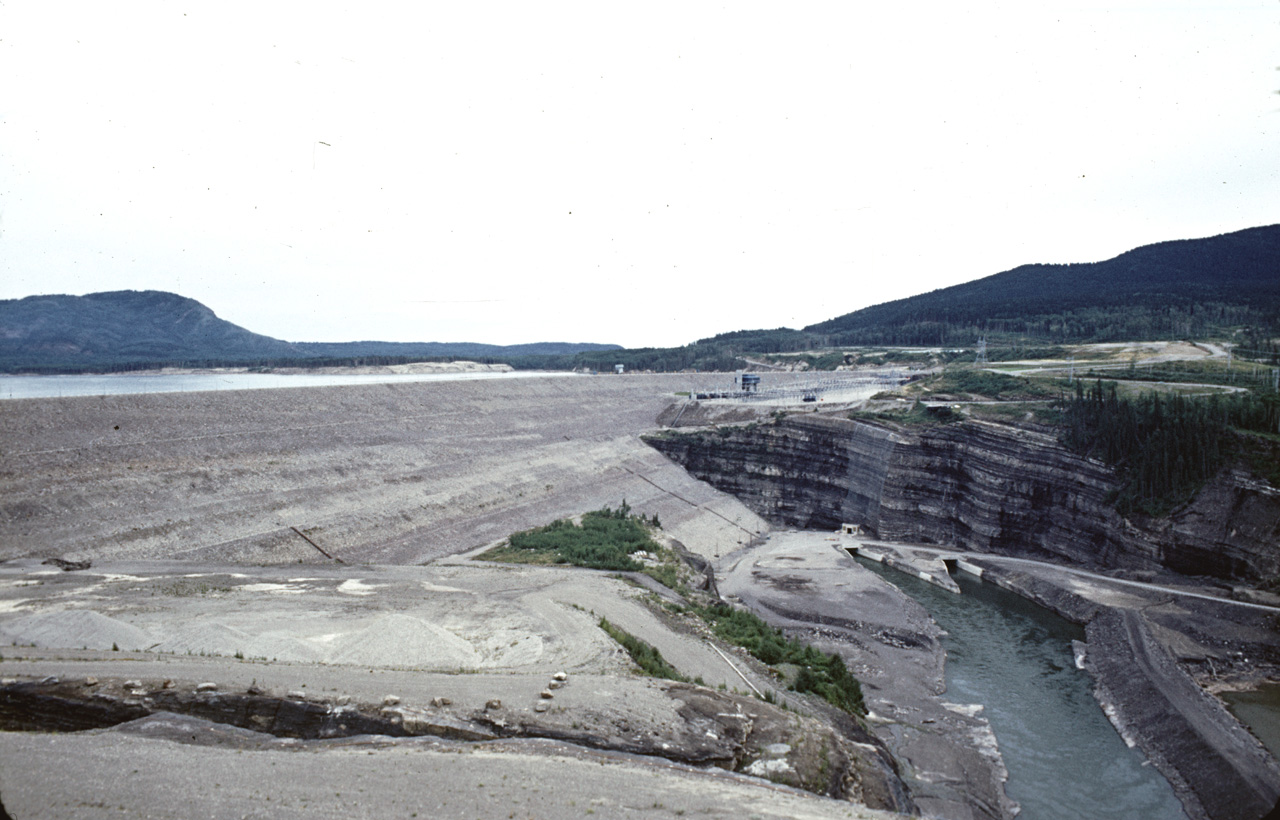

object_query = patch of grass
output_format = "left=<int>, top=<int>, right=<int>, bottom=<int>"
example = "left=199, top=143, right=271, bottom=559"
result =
left=849, top=400, right=962, bottom=427
left=966, top=403, right=1033, bottom=422
left=691, top=603, right=865, bottom=716
left=479, top=502, right=661, bottom=571
left=915, top=368, right=1055, bottom=401
left=642, top=561, right=682, bottom=591
left=598, top=617, right=687, bottom=681
left=966, top=402, right=1065, bottom=426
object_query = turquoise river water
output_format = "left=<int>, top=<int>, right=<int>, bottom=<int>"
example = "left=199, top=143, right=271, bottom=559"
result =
left=857, top=558, right=1187, bottom=820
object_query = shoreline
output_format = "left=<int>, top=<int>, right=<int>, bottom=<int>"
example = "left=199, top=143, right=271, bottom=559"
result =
left=717, top=533, right=1020, bottom=820
left=861, top=542, right=1280, bottom=820
left=4, top=360, right=518, bottom=377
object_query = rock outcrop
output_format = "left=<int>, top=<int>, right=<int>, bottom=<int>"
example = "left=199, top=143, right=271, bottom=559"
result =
left=645, top=413, right=1280, bottom=583
left=0, top=676, right=912, bottom=811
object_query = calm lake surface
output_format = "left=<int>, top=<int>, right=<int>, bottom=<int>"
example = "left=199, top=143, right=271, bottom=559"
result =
left=0, top=370, right=575, bottom=399
left=1222, top=683, right=1280, bottom=760
left=857, top=558, right=1186, bottom=820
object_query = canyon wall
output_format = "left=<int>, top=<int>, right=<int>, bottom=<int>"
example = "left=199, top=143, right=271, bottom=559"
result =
left=645, top=414, right=1280, bottom=583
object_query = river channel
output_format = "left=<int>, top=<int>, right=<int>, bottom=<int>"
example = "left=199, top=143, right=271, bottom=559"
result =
left=856, top=558, right=1187, bottom=820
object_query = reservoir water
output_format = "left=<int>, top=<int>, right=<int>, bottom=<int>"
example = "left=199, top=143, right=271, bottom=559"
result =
left=0, top=370, right=574, bottom=400
left=1222, top=683, right=1280, bottom=760
left=857, top=558, right=1187, bottom=820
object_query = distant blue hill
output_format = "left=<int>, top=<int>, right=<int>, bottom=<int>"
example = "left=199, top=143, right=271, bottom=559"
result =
left=0, top=290, right=620, bottom=372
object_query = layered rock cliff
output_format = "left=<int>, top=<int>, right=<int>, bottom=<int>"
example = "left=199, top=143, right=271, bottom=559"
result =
left=644, top=414, right=1280, bottom=584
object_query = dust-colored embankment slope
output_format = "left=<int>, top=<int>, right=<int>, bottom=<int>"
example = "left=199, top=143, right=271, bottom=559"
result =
left=0, top=375, right=767, bottom=564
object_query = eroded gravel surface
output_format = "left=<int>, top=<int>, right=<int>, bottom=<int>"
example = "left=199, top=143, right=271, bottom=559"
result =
left=0, top=719, right=905, bottom=820
left=0, top=556, right=910, bottom=819
left=0, top=375, right=769, bottom=565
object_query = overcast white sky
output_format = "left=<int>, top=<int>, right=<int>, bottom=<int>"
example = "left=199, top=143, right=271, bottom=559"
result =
left=1, top=2, right=1277, bottom=348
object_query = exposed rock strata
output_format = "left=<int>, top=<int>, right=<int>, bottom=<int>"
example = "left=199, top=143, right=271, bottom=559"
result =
left=645, top=414, right=1280, bottom=583
left=647, top=415, right=1280, bottom=820
left=0, top=676, right=911, bottom=810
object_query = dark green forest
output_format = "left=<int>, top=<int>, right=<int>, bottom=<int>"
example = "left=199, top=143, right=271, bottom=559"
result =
left=1059, top=381, right=1280, bottom=516
left=573, top=225, right=1280, bottom=369
left=805, top=225, right=1280, bottom=348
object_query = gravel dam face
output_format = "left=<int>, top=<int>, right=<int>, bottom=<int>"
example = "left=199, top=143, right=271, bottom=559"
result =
left=0, top=375, right=770, bottom=566
left=0, top=376, right=917, bottom=820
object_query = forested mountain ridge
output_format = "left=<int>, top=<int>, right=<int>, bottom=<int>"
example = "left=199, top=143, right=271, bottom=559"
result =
left=804, top=224, right=1280, bottom=346
left=0, top=290, right=619, bottom=372
left=0, top=291, right=299, bottom=369
left=5, top=225, right=1277, bottom=373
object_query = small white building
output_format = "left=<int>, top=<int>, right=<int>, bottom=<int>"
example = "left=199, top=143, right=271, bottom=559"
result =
left=615, top=364, right=625, bottom=374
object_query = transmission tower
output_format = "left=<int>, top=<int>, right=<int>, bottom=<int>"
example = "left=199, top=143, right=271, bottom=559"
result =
left=975, top=337, right=988, bottom=365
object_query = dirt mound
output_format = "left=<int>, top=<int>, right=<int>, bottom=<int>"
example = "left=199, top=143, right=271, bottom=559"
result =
left=329, top=614, right=481, bottom=669
left=152, top=621, right=324, bottom=663
left=0, top=609, right=153, bottom=651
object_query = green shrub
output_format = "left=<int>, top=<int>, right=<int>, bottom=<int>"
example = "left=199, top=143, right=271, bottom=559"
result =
left=598, top=617, right=687, bottom=681
left=849, top=400, right=961, bottom=427
left=642, top=562, right=683, bottom=591
left=924, top=368, right=1053, bottom=400
left=692, top=604, right=865, bottom=716
left=482, top=503, right=661, bottom=571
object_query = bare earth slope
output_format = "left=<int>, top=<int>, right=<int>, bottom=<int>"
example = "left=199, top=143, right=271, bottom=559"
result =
left=0, top=375, right=923, bottom=819
left=0, top=375, right=765, bottom=565
left=0, top=557, right=910, bottom=819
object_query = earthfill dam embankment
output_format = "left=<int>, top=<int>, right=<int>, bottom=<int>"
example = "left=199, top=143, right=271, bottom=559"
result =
left=0, top=374, right=774, bottom=566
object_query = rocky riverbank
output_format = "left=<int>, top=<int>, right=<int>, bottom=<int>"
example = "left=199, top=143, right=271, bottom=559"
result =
left=958, top=556, right=1280, bottom=820
left=717, top=533, right=1018, bottom=820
